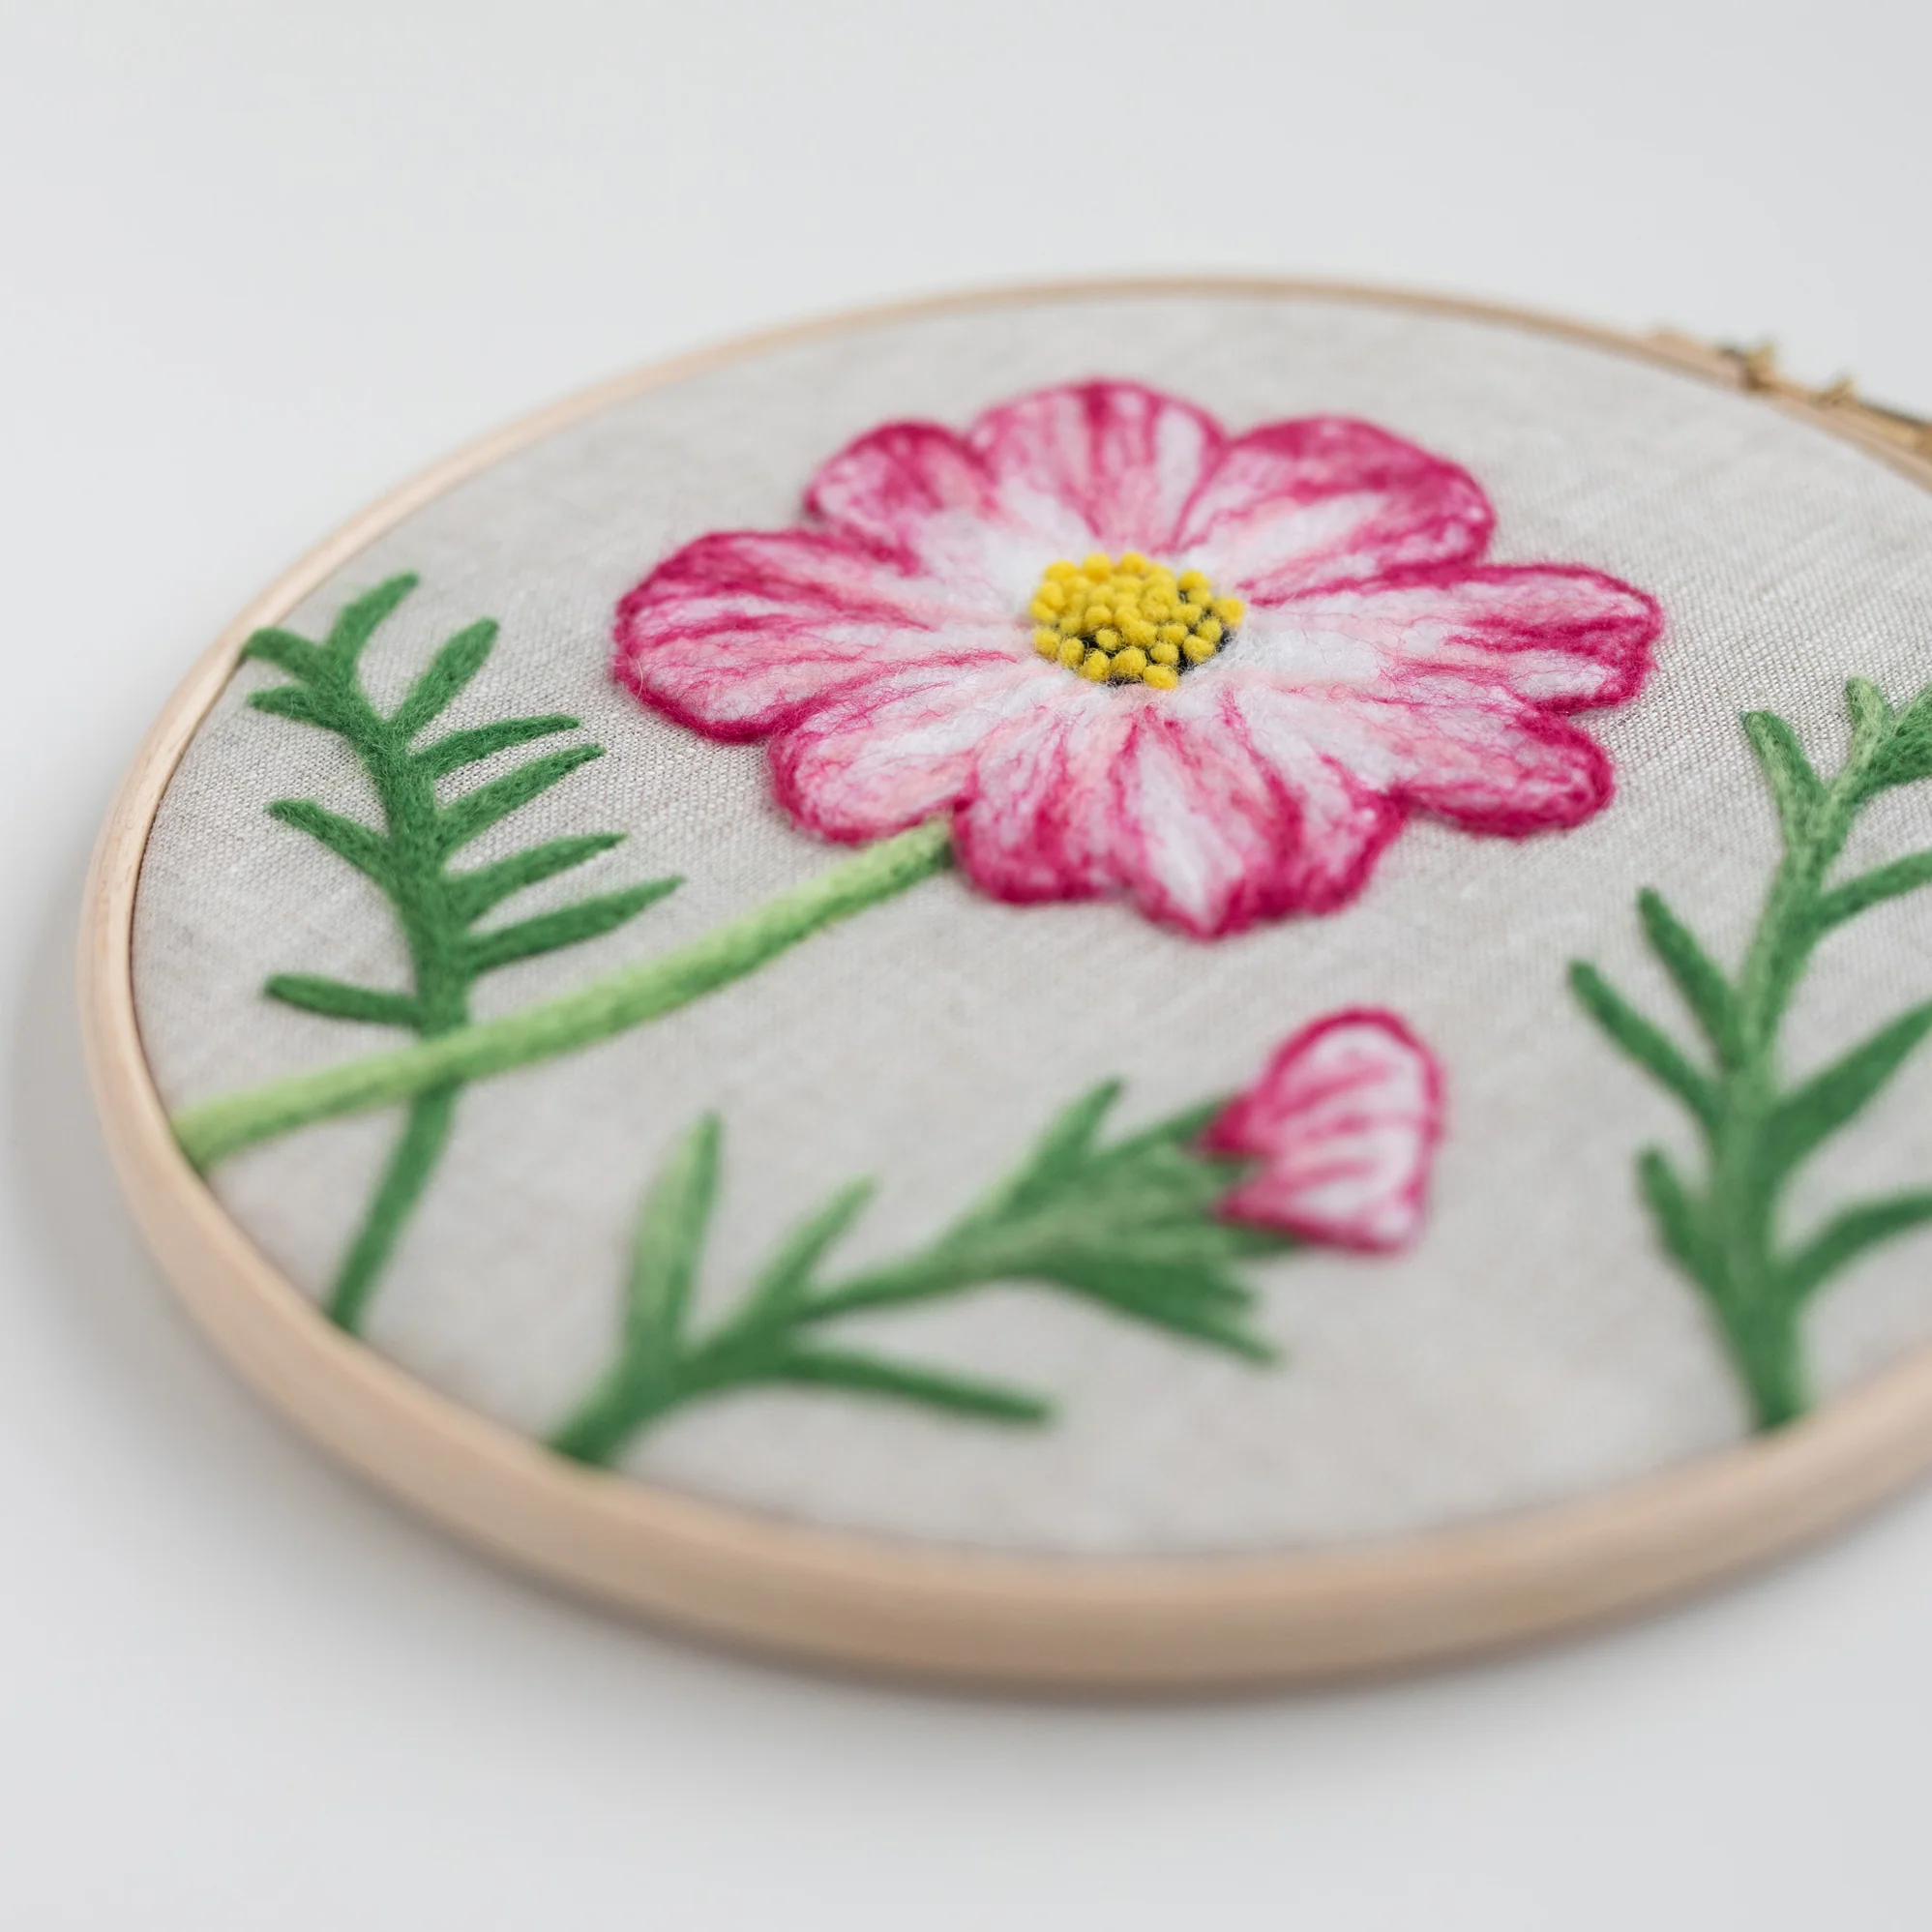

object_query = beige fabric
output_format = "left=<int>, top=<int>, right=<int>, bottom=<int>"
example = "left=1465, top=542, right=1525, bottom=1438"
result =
left=134, top=292, right=1932, bottom=1556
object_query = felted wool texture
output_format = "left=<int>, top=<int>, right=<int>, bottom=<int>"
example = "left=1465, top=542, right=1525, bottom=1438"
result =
left=134, top=291, right=1932, bottom=1557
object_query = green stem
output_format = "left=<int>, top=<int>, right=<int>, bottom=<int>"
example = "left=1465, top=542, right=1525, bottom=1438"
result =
left=547, top=1387, right=650, bottom=1465
left=324, top=1085, right=460, bottom=1330
left=174, top=819, right=954, bottom=1172
left=548, top=1306, right=1047, bottom=1465
left=322, top=686, right=473, bottom=1332
left=1725, top=1297, right=1807, bottom=1430
left=549, top=1254, right=985, bottom=1458
left=548, top=1329, right=773, bottom=1462
left=1694, top=751, right=1867, bottom=1425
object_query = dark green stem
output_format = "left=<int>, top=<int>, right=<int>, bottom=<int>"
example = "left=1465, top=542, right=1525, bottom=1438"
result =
left=323, top=1085, right=460, bottom=1330
left=1723, top=1297, right=1806, bottom=1431
left=320, top=684, right=473, bottom=1333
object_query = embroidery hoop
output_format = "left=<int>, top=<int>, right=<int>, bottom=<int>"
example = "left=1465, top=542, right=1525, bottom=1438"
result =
left=79, top=278, right=1932, bottom=1689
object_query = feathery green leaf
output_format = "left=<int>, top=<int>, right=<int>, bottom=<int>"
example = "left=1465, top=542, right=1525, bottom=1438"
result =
left=325, top=574, right=419, bottom=669
left=415, top=713, right=580, bottom=780
left=1760, top=1002, right=1932, bottom=1184
left=970, top=1080, right=1120, bottom=1222
left=436, top=744, right=603, bottom=852
left=746, top=1179, right=875, bottom=1317
left=1637, top=1147, right=1714, bottom=1293
left=247, top=685, right=344, bottom=732
left=1638, top=889, right=1742, bottom=1067
left=464, top=878, right=679, bottom=974
left=266, top=798, right=393, bottom=888
left=1036, top=1256, right=1277, bottom=1361
left=1742, top=710, right=1824, bottom=847
left=1812, top=849, right=1932, bottom=934
left=444, top=833, right=627, bottom=925
left=1780, top=1192, right=1932, bottom=1303
left=390, top=619, right=498, bottom=740
left=264, top=975, right=420, bottom=1028
left=1870, top=685, right=1932, bottom=789
left=623, top=1115, right=721, bottom=1365
left=1845, top=676, right=1897, bottom=765
left=232, top=574, right=671, bottom=1341
left=241, top=628, right=330, bottom=683
left=768, top=1351, right=1052, bottom=1424
left=1568, top=962, right=1720, bottom=1131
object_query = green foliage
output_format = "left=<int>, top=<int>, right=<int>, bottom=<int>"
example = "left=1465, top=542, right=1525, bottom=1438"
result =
left=1573, top=676, right=1932, bottom=1430
left=549, top=1084, right=1292, bottom=1466
left=241, top=574, right=678, bottom=1332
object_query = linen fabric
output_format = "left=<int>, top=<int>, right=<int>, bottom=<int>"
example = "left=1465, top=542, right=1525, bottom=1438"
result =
left=134, top=292, right=1932, bottom=1556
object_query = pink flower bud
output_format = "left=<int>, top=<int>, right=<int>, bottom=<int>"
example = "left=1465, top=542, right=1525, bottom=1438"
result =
left=1204, top=1010, right=1443, bottom=1252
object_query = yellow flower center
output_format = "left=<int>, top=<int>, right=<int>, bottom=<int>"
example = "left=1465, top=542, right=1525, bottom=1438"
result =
left=1028, top=552, right=1244, bottom=691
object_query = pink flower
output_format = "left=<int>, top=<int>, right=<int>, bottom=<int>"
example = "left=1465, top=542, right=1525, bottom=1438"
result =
left=1204, top=1010, right=1443, bottom=1252
left=614, top=381, right=1661, bottom=938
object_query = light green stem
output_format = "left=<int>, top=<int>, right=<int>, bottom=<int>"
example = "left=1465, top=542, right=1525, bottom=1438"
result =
left=173, top=819, right=953, bottom=1172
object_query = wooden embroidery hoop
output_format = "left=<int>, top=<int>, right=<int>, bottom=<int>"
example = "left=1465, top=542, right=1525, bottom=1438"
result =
left=78, top=278, right=1932, bottom=1690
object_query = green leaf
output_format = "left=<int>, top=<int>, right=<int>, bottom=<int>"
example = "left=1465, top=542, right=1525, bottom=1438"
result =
left=1106, top=1098, right=1227, bottom=1163
left=769, top=1350, right=1052, bottom=1424
left=266, top=798, right=393, bottom=888
left=1742, top=710, right=1824, bottom=847
left=1811, top=849, right=1932, bottom=934
left=1846, top=676, right=1897, bottom=765
left=807, top=1077, right=1283, bottom=1366
left=1035, top=1255, right=1277, bottom=1361
left=747, top=1179, right=875, bottom=1316
left=264, top=974, right=420, bottom=1028
left=390, top=619, right=499, bottom=740
left=241, top=628, right=330, bottom=683
left=1637, top=889, right=1741, bottom=1067
left=1637, top=1147, right=1715, bottom=1294
left=1870, top=685, right=1932, bottom=789
left=435, top=744, right=604, bottom=852
left=325, top=573, right=418, bottom=669
left=1780, top=1191, right=1932, bottom=1302
left=445, top=833, right=627, bottom=924
left=1760, top=1001, right=1932, bottom=1184
left=247, top=685, right=343, bottom=732
left=415, top=714, right=580, bottom=780
left=1568, top=962, right=1720, bottom=1132
left=464, top=878, right=679, bottom=975
left=1846, top=678, right=1894, bottom=726
left=622, top=1115, right=721, bottom=1368
left=971, top=1080, right=1120, bottom=1221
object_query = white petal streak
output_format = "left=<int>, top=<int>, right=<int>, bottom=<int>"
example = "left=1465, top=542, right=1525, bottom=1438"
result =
left=770, top=660, right=1059, bottom=841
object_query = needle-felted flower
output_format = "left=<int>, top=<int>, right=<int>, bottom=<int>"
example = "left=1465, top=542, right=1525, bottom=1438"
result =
left=614, top=381, right=1661, bottom=938
left=1204, top=1010, right=1443, bottom=1252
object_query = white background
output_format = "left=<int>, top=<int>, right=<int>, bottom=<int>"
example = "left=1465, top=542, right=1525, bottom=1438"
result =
left=4, top=3, right=1930, bottom=1925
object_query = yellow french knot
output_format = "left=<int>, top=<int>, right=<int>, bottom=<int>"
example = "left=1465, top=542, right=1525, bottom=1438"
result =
left=1029, top=552, right=1242, bottom=691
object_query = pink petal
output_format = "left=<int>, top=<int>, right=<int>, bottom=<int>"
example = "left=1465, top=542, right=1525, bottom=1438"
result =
left=613, top=528, right=1014, bottom=739
left=805, top=422, right=1022, bottom=586
left=1179, top=417, right=1493, bottom=598
left=1204, top=1010, right=1443, bottom=1251
left=1250, top=565, right=1661, bottom=712
left=965, top=381, right=1228, bottom=553
left=1230, top=677, right=1615, bottom=836
left=768, top=660, right=1054, bottom=842
left=951, top=685, right=1404, bottom=938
